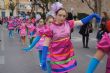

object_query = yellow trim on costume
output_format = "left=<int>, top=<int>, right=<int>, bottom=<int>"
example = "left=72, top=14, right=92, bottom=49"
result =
left=50, top=49, right=74, bottom=57
left=53, top=37, right=70, bottom=42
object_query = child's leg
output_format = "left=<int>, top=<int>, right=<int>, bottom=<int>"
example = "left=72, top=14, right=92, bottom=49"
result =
left=24, top=36, right=26, bottom=44
left=30, top=38, right=32, bottom=44
left=22, top=36, right=26, bottom=45
left=19, top=35, right=21, bottom=42
left=21, top=36, right=23, bottom=44
left=38, top=50, right=42, bottom=65
left=30, top=37, right=34, bottom=44
left=8, top=30, right=11, bottom=38
left=17, top=29, right=19, bottom=34
left=9, top=30, right=12, bottom=38
left=11, top=30, right=13, bottom=38
left=46, top=60, right=51, bottom=73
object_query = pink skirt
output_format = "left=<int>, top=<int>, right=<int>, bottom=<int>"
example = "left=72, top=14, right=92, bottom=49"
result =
left=49, top=38, right=77, bottom=73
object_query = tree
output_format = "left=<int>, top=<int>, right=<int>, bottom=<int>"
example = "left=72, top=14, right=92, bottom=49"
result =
left=9, top=0, right=17, bottom=16
left=81, top=0, right=102, bottom=28
left=40, top=0, right=60, bottom=11
left=30, top=0, right=59, bottom=12
left=81, top=0, right=102, bottom=15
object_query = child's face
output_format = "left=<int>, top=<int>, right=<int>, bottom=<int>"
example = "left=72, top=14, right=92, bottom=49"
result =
left=56, top=10, right=67, bottom=24
left=47, top=18, right=54, bottom=25
left=39, top=19, right=44, bottom=25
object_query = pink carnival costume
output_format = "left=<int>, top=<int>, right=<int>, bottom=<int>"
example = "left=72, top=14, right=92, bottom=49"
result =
left=97, top=32, right=110, bottom=73
left=41, top=20, right=77, bottom=73
left=35, top=25, right=46, bottom=50
left=19, top=23, right=27, bottom=37
left=8, top=20, right=14, bottom=38
left=35, top=25, right=46, bottom=66
left=27, top=24, right=35, bottom=37
left=27, top=23, right=36, bottom=44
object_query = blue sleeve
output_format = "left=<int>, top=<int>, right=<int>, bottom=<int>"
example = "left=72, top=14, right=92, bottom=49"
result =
left=81, top=13, right=101, bottom=25
left=41, top=46, right=48, bottom=71
left=29, top=35, right=41, bottom=49
left=86, top=57, right=100, bottom=73
left=23, top=36, right=41, bottom=52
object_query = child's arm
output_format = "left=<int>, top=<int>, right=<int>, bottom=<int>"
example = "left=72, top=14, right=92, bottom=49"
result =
left=41, top=37, right=51, bottom=71
left=74, top=13, right=101, bottom=26
left=94, top=50, right=105, bottom=60
left=23, top=35, right=41, bottom=52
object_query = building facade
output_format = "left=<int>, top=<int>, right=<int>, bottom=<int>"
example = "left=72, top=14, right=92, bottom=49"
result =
left=0, top=0, right=10, bottom=17
left=61, top=0, right=110, bottom=16
left=0, top=0, right=31, bottom=17
left=0, top=0, right=110, bottom=17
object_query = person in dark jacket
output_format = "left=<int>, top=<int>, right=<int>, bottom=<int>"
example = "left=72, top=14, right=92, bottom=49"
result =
left=79, top=23, right=93, bottom=48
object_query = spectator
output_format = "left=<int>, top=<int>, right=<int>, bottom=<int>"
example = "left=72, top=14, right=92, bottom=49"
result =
left=79, top=22, right=93, bottom=48
left=96, top=12, right=109, bottom=42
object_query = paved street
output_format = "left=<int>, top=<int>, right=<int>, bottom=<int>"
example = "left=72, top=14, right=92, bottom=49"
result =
left=0, top=25, right=106, bottom=73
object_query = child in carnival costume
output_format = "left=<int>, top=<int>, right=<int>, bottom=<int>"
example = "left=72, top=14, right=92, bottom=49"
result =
left=23, top=2, right=101, bottom=73
left=8, top=18, right=14, bottom=38
left=35, top=17, right=45, bottom=67
left=86, top=19, right=110, bottom=73
left=19, top=20, right=27, bottom=45
left=26, top=19, right=36, bottom=44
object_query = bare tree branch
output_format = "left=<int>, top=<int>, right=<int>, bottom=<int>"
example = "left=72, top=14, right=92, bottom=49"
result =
left=84, top=0, right=95, bottom=12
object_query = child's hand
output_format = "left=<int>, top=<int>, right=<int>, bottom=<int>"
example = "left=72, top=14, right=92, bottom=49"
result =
left=22, top=48, right=31, bottom=52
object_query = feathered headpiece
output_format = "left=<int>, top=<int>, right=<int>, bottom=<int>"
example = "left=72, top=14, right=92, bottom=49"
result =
left=46, top=2, right=63, bottom=17
left=51, top=2, right=63, bottom=12
left=36, top=14, right=41, bottom=21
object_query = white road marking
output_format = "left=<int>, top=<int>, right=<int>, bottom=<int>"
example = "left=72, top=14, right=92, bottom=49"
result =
left=1, top=26, right=5, bottom=51
left=71, top=37, right=97, bottom=41
left=71, top=37, right=82, bottom=41
left=0, top=56, right=5, bottom=64
left=86, top=54, right=104, bottom=63
left=0, top=26, right=5, bottom=65
left=86, top=54, right=93, bottom=58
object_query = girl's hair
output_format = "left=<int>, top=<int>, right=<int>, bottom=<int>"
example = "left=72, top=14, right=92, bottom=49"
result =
left=36, top=18, right=44, bottom=24
left=102, top=11, right=109, bottom=20
left=55, top=8, right=67, bottom=15
left=45, top=15, right=54, bottom=22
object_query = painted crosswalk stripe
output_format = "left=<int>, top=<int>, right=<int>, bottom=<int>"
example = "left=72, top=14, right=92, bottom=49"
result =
left=71, top=37, right=97, bottom=42
left=1, top=26, right=5, bottom=51
left=86, top=54, right=103, bottom=63
left=0, top=56, right=5, bottom=64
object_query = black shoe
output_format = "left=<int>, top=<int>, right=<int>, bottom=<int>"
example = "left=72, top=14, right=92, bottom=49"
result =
left=85, top=46, right=89, bottom=48
left=0, top=40, right=1, bottom=42
left=83, top=46, right=86, bottom=48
